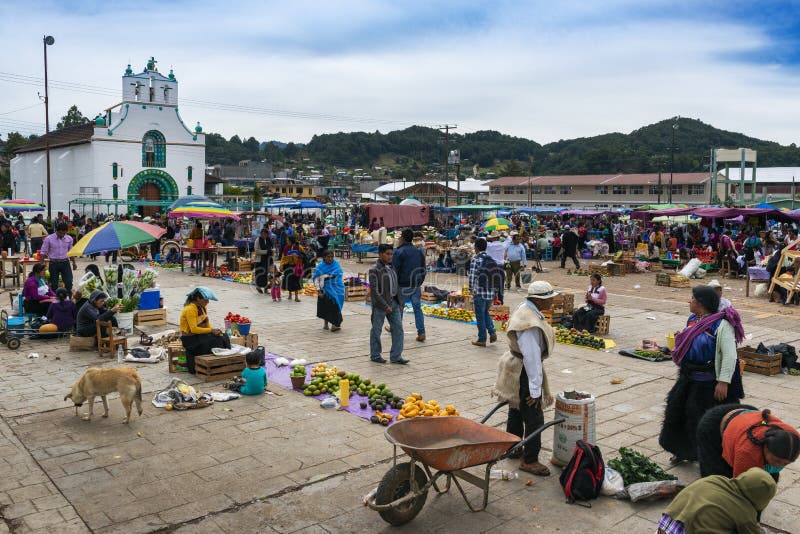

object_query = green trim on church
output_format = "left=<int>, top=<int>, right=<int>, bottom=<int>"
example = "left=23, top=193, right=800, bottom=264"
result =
left=127, top=169, right=179, bottom=213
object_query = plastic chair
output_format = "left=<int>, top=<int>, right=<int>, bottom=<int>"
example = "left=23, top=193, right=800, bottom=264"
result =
left=96, top=320, right=127, bottom=358
left=543, top=247, right=553, bottom=261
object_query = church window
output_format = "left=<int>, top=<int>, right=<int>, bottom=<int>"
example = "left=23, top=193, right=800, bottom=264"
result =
left=142, top=130, right=166, bottom=168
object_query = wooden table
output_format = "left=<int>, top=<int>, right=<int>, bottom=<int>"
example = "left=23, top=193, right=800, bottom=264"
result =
left=0, top=256, right=22, bottom=287
left=214, top=246, right=238, bottom=269
left=18, top=259, right=49, bottom=281
left=180, top=247, right=218, bottom=274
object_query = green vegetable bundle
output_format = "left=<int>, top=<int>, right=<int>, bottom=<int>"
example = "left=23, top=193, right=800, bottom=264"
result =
left=607, top=448, right=676, bottom=485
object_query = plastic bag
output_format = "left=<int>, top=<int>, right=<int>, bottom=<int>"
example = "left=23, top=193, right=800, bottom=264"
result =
left=320, top=396, right=338, bottom=409
left=621, top=480, right=684, bottom=502
left=601, top=467, right=625, bottom=496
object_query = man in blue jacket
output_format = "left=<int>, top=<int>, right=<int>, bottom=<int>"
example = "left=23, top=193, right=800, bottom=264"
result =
left=392, top=229, right=427, bottom=342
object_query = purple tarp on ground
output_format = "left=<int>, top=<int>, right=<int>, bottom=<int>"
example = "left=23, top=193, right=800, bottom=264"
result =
left=264, top=352, right=400, bottom=424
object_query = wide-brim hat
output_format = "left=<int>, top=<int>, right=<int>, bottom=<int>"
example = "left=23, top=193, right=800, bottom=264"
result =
left=707, top=279, right=721, bottom=288
left=527, top=280, right=558, bottom=299
left=487, top=231, right=500, bottom=239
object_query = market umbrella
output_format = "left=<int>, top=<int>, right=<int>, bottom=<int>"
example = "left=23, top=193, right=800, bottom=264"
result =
left=168, top=195, right=214, bottom=210
left=482, top=217, right=514, bottom=232
left=168, top=202, right=240, bottom=220
left=68, top=221, right=166, bottom=257
left=0, top=199, right=44, bottom=212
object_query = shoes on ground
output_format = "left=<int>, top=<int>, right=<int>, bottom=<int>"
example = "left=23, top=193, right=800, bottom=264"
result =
left=371, top=357, right=387, bottom=364
left=416, top=333, right=426, bottom=342
left=489, top=334, right=498, bottom=343
left=472, top=340, right=487, bottom=347
left=519, top=461, right=550, bottom=476
left=391, top=358, right=410, bottom=365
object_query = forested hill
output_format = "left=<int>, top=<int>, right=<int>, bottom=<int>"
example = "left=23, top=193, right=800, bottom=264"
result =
left=205, top=117, right=800, bottom=176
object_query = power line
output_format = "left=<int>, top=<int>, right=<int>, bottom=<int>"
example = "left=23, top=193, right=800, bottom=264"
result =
left=0, top=71, right=442, bottom=128
left=0, top=102, right=43, bottom=115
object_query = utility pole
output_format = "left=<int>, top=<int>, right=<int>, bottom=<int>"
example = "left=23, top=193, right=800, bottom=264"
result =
left=438, top=125, right=456, bottom=207
left=668, top=116, right=680, bottom=204
left=448, top=149, right=460, bottom=206
left=43, top=35, right=55, bottom=222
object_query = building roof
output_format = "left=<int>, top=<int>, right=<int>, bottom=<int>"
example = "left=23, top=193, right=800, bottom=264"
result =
left=717, top=167, right=800, bottom=184
left=487, top=172, right=710, bottom=187
left=13, top=123, right=94, bottom=154
left=374, top=178, right=490, bottom=194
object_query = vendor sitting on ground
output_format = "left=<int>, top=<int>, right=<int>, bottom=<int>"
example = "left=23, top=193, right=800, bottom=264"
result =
left=239, top=351, right=268, bottom=396
left=22, top=263, right=56, bottom=316
left=571, top=273, right=607, bottom=333
left=697, top=405, right=800, bottom=481
left=658, top=467, right=777, bottom=534
left=45, top=288, right=77, bottom=332
left=180, top=286, right=231, bottom=374
left=75, top=290, right=120, bottom=338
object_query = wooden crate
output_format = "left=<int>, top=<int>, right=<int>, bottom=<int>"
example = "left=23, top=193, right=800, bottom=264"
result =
left=669, top=275, right=690, bottom=288
left=587, top=264, right=609, bottom=276
left=236, top=259, right=252, bottom=271
left=622, top=259, right=638, bottom=274
left=738, top=346, right=782, bottom=376
left=559, top=293, right=574, bottom=313
left=447, top=293, right=472, bottom=309
left=595, top=315, right=610, bottom=336
left=421, top=291, right=441, bottom=302
left=69, top=335, right=96, bottom=352
left=607, top=263, right=626, bottom=277
left=345, top=285, right=369, bottom=301
left=656, top=273, right=671, bottom=287
left=134, top=308, right=167, bottom=326
left=194, top=354, right=246, bottom=382
left=167, top=341, right=186, bottom=373
left=230, top=333, right=259, bottom=349
left=648, top=261, right=662, bottom=272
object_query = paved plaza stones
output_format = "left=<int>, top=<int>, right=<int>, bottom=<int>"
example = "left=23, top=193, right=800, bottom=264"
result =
left=1, top=258, right=799, bottom=533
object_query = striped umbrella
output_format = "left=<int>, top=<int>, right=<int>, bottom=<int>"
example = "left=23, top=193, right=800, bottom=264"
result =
left=481, top=217, right=514, bottom=232
left=168, top=202, right=239, bottom=220
left=68, top=221, right=166, bottom=257
left=0, top=199, right=45, bottom=212
left=168, top=195, right=215, bottom=210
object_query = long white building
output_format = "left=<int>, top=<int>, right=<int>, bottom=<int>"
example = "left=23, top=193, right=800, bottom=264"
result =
left=11, top=57, right=205, bottom=216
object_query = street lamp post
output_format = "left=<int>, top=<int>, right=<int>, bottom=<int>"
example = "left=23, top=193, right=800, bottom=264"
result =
left=40, top=182, right=44, bottom=204
left=12, top=181, right=17, bottom=198
left=668, top=116, right=679, bottom=204
left=43, top=35, right=55, bottom=223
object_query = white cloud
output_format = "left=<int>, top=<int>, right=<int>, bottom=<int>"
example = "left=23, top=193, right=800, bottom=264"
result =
left=0, top=0, right=798, bottom=146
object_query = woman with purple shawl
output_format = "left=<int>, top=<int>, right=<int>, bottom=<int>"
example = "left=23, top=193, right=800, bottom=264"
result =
left=659, top=285, right=745, bottom=464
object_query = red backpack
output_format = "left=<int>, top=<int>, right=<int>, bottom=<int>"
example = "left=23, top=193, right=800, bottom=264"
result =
left=559, top=440, right=605, bottom=507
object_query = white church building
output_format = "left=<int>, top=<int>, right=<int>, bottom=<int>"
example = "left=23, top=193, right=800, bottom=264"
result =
left=11, top=57, right=205, bottom=216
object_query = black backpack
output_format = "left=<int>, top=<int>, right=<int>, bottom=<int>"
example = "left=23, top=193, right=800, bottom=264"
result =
left=477, top=254, right=505, bottom=290
left=559, top=440, right=605, bottom=506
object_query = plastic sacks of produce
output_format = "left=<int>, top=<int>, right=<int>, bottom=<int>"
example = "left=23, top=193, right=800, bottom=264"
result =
left=678, top=258, right=702, bottom=278
left=601, top=467, right=625, bottom=496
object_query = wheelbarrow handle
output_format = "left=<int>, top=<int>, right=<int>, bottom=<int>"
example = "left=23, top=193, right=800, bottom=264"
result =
left=479, top=401, right=509, bottom=424
left=501, top=417, right=566, bottom=460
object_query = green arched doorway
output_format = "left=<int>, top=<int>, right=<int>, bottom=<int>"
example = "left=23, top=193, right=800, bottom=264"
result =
left=127, top=170, right=179, bottom=216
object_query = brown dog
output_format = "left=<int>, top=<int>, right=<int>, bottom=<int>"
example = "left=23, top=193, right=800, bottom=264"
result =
left=65, top=367, right=143, bottom=423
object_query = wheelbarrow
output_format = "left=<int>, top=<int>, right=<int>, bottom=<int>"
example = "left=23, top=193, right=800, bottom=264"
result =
left=366, top=401, right=565, bottom=526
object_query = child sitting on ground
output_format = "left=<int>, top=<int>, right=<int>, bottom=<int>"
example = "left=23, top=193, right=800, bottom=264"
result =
left=233, top=351, right=268, bottom=395
left=270, top=266, right=282, bottom=302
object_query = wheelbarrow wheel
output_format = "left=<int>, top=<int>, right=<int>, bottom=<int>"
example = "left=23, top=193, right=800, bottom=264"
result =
left=7, top=337, right=21, bottom=350
left=375, top=462, right=428, bottom=526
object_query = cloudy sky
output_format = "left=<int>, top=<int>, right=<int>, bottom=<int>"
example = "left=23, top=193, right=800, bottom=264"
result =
left=1, top=0, right=799, bottom=145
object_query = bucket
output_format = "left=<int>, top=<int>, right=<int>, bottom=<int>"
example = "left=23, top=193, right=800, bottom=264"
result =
left=666, top=333, right=675, bottom=350
left=236, top=322, right=251, bottom=335
left=116, top=312, right=134, bottom=334
left=551, top=390, right=596, bottom=466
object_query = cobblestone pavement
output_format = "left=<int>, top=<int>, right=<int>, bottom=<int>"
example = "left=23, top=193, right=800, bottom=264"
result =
left=1, top=257, right=798, bottom=533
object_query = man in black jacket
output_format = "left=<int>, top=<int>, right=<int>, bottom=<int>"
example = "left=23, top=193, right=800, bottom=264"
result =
left=392, top=229, right=427, bottom=341
left=369, top=244, right=407, bottom=364
left=560, top=225, right=581, bottom=269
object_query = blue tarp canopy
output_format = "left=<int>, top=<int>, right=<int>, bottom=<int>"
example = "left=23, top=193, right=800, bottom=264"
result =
left=515, top=206, right=564, bottom=214
left=297, top=200, right=325, bottom=209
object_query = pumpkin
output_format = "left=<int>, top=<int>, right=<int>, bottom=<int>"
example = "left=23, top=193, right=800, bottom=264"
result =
left=39, top=324, right=58, bottom=333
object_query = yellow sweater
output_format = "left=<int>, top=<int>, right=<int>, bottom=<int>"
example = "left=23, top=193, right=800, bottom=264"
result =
left=180, top=303, right=212, bottom=335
